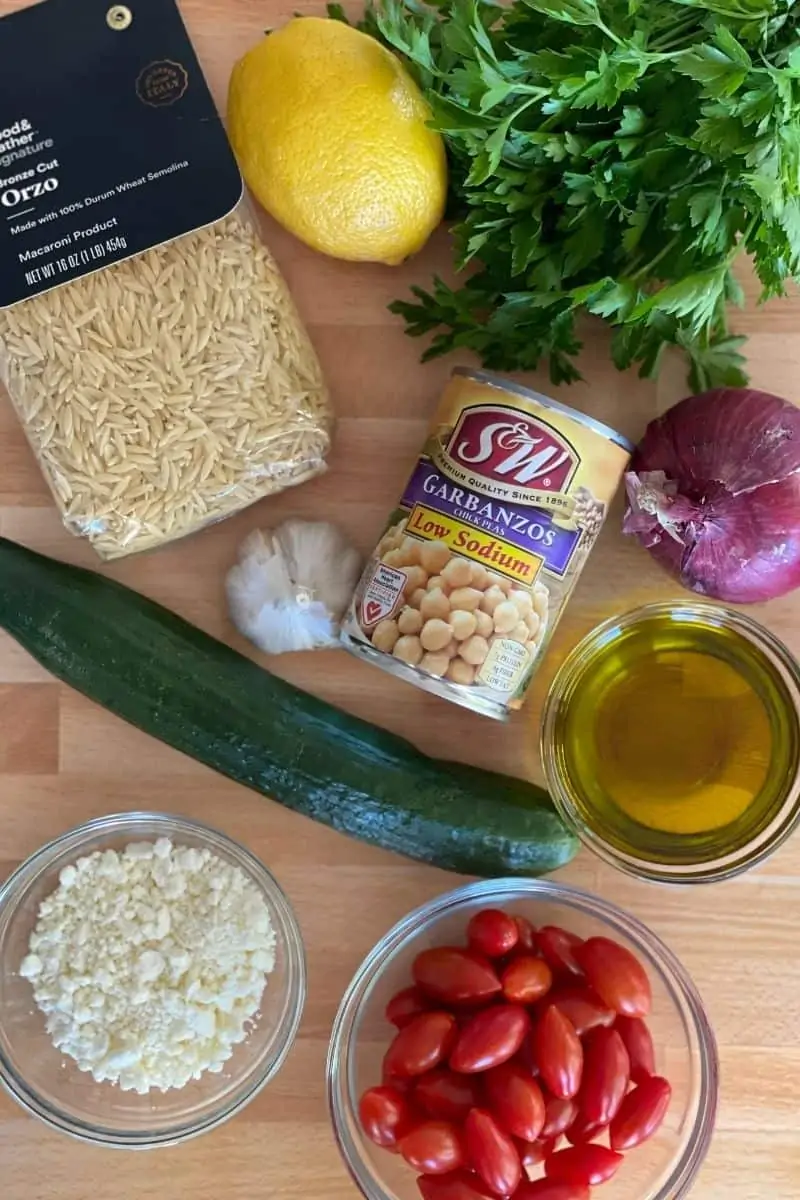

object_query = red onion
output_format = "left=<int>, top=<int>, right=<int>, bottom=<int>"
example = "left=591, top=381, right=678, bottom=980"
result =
left=623, top=387, right=800, bottom=603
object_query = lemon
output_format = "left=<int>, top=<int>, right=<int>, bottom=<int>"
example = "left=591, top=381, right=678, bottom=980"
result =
left=227, top=17, right=447, bottom=265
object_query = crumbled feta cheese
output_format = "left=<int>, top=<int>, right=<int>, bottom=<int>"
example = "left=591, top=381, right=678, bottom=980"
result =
left=20, top=839, right=277, bottom=1094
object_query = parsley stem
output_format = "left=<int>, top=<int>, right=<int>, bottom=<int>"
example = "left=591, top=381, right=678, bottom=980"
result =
left=630, top=235, right=680, bottom=281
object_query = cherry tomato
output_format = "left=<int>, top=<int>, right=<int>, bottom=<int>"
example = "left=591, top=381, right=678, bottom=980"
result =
left=385, top=1011, right=458, bottom=1078
left=579, top=1026, right=630, bottom=1125
left=533, top=1006, right=583, bottom=1099
left=546, top=988, right=614, bottom=1037
left=382, top=1066, right=414, bottom=1093
left=502, top=956, right=553, bottom=1005
left=545, top=1144, right=623, bottom=1186
left=387, top=986, right=431, bottom=1029
left=417, top=1170, right=497, bottom=1200
left=400, top=1120, right=466, bottom=1174
left=615, top=1015, right=656, bottom=1084
left=576, top=937, right=652, bottom=1018
left=484, top=1061, right=546, bottom=1141
left=514, top=916, right=538, bottom=953
left=359, top=1085, right=418, bottom=1149
left=464, top=1108, right=522, bottom=1197
left=516, top=1182, right=590, bottom=1200
left=450, top=1004, right=530, bottom=1074
left=516, top=1137, right=555, bottom=1168
left=564, top=1112, right=606, bottom=1146
left=513, top=1030, right=539, bottom=1076
left=537, top=927, right=585, bottom=979
left=468, top=909, right=519, bottom=959
left=610, top=1075, right=672, bottom=1151
left=414, top=947, right=503, bottom=1005
left=414, top=1069, right=481, bottom=1121
left=540, top=1095, right=578, bottom=1141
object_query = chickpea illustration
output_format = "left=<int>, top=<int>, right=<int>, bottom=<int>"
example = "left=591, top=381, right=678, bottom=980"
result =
left=403, top=565, right=428, bottom=595
left=508, top=621, right=529, bottom=644
left=397, top=607, right=423, bottom=636
left=474, top=610, right=493, bottom=639
left=409, top=587, right=426, bottom=609
left=480, top=585, right=506, bottom=616
left=509, top=589, right=533, bottom=616
left=533, top=584, right=549, bottom=618
left=396, top=537, right=422, bottom=567
left=420, top=618, right=453, bottom=652
left=382, top=548, right=404, bottom=569
left=428, top=574, right=446, bottom=593
left=493, top=600, right=520, bottom=635
left=489, top=572, right=513, bottom=594
left=393, top=635, right=423, bottom=666
left=444, top=639, right=460, bottom=659
left=459, top=635, right=490, bottom=666
left=441, top=557, right=472, bottom=588
left=525, top=611, right=541, bottom=637
left=420, top=652, right=450, bottom=677
left=450, top=610, right=478, bottom=642
left=447, top=659, right=475, bottom=686
left=469, top=563, right=489, bottom=590
left=448, top=586, right=483, bottom=612
left=420, top=587, right=450, bottom=621
left=372, top=619, right=400, bottom=653
left=420, top=540, right=451, bottom=574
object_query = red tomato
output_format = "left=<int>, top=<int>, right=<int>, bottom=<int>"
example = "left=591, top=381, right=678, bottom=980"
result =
left=400, top=1120, right=466, bottom=1174
left=450, top=1005, right=530, bottom=1074
left=540, top=1095, right=578, bottom=1140
left=464, top=1108, right=522, bottom=1197
left=579, top=1027, right=630, bottom=1125
left=545, top=1144, right=623, bottom=1185
left=502, top=956, right=553, bottom=1005
left=516, top=1182, right=590, bottom=1200
left=576, top=937, right=652, bottom=1018
left=484, top=1061, right=546, bottom=1141
left=615, top=1015, right=656, bottom=1084
left=546, top=988, right=614, bottom=1037
left=514, top=916, right=538, bottom=953
left=415, top=1069, right=481, bottom=1122
left=359, top=1086, right=418, bottom=1149
left=610, top=1075, right=672, bottom=1151
left=537, top=927, right=585, bottom=979
left=387, top=986, right=431, bottom=1029
left=533, top=1006, right=583, bottom=1099
left=414, top=948, right=503, bottom=1005
left=516, top=1137, right=555, bottom=1168
left=417, top=1170, right=497, bottom=1200
left=468, top=909, right=519, bottom=959
left=513, top=1030, right=539, bottom=1077
left=564, top=1112, right=606, bottom=1146
left=385, top=1012, right=458, bottom=1078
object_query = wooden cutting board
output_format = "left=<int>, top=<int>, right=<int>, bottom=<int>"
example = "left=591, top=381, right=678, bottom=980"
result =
left=0, top=1, right=798, bottom=1198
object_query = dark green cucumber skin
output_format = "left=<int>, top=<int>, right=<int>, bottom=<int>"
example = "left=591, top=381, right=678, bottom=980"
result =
left=0, top=537, right=578, bottom=876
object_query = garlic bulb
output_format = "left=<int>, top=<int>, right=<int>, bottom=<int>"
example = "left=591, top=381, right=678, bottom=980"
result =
left=226, top=520, right=362, bottom=654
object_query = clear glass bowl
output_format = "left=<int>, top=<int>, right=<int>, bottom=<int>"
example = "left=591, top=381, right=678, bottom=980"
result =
left=541, top=602, right=800, bottom=884
left=0, top=812, right=306, bottom=1148
left=327, top=879, right=717, bottom=1200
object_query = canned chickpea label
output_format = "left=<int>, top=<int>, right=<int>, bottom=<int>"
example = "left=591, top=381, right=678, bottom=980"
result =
left=341, top=369, right=633, bottom=720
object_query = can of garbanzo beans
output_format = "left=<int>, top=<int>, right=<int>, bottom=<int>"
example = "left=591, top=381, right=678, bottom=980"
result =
left=341, top=369, right=633, bottom=720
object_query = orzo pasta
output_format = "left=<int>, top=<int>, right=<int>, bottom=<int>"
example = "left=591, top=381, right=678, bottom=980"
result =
left=0, top=206, right=332, bottom=559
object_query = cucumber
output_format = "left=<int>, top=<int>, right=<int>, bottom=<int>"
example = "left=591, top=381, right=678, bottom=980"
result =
left=0, top=537, right=578, bottom=876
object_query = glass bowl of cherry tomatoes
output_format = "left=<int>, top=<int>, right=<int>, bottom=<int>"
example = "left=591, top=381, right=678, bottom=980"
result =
left=327, top=879, right=718, bottom=1200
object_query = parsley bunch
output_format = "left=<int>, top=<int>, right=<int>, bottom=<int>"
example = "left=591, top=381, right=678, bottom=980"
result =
left=337, top=0, right=800, bottom=388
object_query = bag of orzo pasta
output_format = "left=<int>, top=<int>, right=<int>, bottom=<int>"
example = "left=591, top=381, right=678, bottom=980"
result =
left=0, top=0, right=331, bottom=560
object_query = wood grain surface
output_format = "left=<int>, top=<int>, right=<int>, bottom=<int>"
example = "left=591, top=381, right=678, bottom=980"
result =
left=1, top=2, right=799, bottom=1198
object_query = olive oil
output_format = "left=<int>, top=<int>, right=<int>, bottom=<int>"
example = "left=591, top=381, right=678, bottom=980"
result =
left=545, top=606, right=800, bottom=875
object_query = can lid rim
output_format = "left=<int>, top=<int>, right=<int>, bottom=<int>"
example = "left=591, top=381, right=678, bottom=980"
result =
left=453, top=367, right=635, bottom=454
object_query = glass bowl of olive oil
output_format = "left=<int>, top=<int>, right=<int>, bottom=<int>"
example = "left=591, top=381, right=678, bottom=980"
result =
left=541, top=602, right=800, bottom=883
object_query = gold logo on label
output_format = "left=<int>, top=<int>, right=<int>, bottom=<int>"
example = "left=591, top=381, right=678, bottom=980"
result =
left=135, top=60, right=188, bottom=107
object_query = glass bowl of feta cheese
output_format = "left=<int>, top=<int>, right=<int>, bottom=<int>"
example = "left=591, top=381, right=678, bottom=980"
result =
left=0, top=811, right=306, bottom=1147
